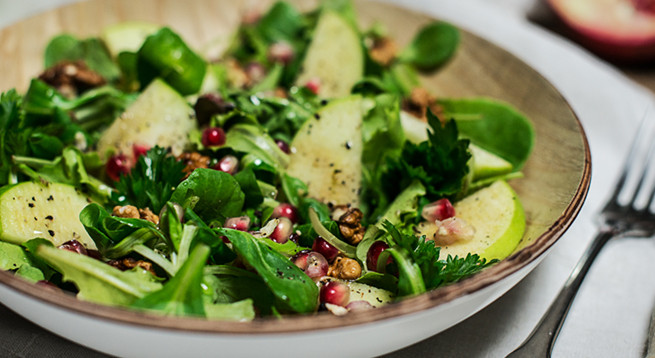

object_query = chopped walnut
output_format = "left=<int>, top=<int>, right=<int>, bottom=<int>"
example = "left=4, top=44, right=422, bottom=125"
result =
left=328, top=256, right=362, bottom=280
left=108, top=257, right=156, bottom=276
left=38, top=60, right=105, bottom=98
left=139, top=208, right=159, bottom=225
left=112, top=205, right=140, bottom=219
left=337, top=207, right=366, bottom=245
left=369, top=37, right=397, bottom=66
left=402, top=87, right=444, bottom=121
left=177, top=152, right=211, bottom=178
left=112, top=205, right=159, bottom=224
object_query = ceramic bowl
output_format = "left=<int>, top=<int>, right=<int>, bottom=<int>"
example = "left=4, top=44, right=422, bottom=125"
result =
left=0, top=0, right=591, bottom=356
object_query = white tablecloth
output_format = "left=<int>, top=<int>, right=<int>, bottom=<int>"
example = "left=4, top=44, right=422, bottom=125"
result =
left=1, top=1, right=654, bottom=357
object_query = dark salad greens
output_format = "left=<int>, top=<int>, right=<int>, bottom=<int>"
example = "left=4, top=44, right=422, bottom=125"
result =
left=0, top=0, right=534, bottom=320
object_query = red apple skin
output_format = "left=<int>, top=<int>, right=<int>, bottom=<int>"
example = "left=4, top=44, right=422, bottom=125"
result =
left=547, top=0, right=655, bottom=63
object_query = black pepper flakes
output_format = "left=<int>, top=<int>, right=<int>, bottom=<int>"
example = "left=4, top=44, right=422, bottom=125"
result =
left=314, top=113, right=320, bottom=120
left=48, top=230, right=55, bottom=237
left=28, top=203, right=35, bottom=208
left=45, top=215, right=53, bottom=220
left=47, top=195, right=54, bottom=201
left=345, top=141, right=352, bottom=150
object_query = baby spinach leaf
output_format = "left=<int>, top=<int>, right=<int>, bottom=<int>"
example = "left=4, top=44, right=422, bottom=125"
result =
left=44, top=35, right=120, bottom=82
left=171, top=168, right=245, bottom=223
left=79, top=203, right=166, bottom=256
left=205, top=265, right=275, bottom=316
left=234, top=168, right=264, bottom=209
left=225, top=124, right=290, bottom=171
left=137, top=27, right=206, bottom=95
left=398, top=22, right=459, bottom=72
left=132, top=242, right=210, bottom=317
left=438, top=97, right=535, bottom=170
left=35, top=243, right=162, bottom=306
left=217, top=228, right=318, bottom=314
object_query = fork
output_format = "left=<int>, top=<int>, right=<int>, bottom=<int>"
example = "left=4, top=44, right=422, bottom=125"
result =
left=508, top=114, right=655, bottom=357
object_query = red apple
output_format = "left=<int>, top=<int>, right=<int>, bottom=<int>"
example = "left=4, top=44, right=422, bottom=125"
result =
left=547, top=0, right=655, bottom=62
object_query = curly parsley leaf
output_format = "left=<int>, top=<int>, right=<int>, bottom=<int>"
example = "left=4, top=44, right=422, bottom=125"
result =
left=111, top=146, right=186, bottom=213
left=383, top=110, right=470, bottom=201
left=381, top=220, right=495, bottom=295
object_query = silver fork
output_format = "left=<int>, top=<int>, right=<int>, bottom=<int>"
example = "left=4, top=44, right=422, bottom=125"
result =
left=508, top=114, right=655, bottom=357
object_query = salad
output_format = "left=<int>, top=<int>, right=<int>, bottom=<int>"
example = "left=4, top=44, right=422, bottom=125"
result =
left=0, top=0, right=534, bottom=320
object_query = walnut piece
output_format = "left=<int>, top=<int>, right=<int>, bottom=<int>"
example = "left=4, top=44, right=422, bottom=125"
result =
left=402, top=87, right=444, bottom=121
left=369, top=37, right=398, bottom=66
left=112, top=205, right=159, bottom=225
left=177, top=152, right=211, bottom=178
left=328, top=256, right=362, bottom=280
left=108, top=257, right=156, bottom=275
left=337, top=207, right=366, bottom=245
left=38, top=60, right=106, bottom=98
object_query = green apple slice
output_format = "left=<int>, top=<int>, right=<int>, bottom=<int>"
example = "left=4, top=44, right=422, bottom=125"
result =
left=469, top=143, right=513, bottom=180
left=295, top=10, right=363, bottom=98
left=287, top=96, right=363, bottom=207
left=96, top=78, right=196, bottom=161
left=417, top=180, right=525, bottom=260
left=0, top=182, right=96, bottom=250
left=101, top=21, right=160, bottom=57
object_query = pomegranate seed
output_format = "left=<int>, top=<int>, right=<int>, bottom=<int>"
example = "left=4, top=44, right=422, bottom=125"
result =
left=346, top=300, right=373, bottom=311
left=320, top=280, right=350, bottom=306
left=421, top=198, right=456, bottom=222
left=304, top=252, right=328, bottom=278
left=270, top=217, right=293, bottom=243
left=58, top=240, right=88, bottom=256
left=275, top=139, right=290, bottom=154
left=106, top=154, right=131, bottom=181
left=432, top=217, right=475, bottom=246
left=366, top=241, right=390, bottom=271
left=245, top=62, right=267, bottom=84
left=272, top=203, right=299, bottom=224
left=214, top=155, right=239, bottom=175
left=312, top=237, right=340, bottom=262
left=132, top=144, right=150, bottom=159
left=224, top=216, right=251, bottom=231
left=201, top=127, right=226, bottom=147
left=305, top=78, right=321, bottom=95
left=291, top=250, right=311, bottom=269
left=268, top=42, right=295, bottom=64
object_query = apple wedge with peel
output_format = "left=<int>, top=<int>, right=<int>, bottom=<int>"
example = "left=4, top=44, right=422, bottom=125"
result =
left=287, top=96, right=364, bottom=207
left=548, top=0, right=655, bottom=62
left=417, top=180, right=525, bottom=261
left=295, top=10, right=364, bottom=98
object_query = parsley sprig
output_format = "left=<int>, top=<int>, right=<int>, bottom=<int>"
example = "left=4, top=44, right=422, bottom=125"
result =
left=383, top=110, right=471, bottom=201
left=111, top=146, right=186, bottom=213
left=381, top=221, right=496, bottom=296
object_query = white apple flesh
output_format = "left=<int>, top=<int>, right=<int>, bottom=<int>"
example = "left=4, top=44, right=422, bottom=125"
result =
left=548, top=0, right=655, bottom=62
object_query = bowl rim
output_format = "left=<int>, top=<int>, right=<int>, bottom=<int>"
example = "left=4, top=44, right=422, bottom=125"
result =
left=0, top=0, right=592, bottom=335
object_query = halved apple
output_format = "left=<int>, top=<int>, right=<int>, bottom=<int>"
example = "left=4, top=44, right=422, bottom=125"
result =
left=547, top=0, right=655, bottom=62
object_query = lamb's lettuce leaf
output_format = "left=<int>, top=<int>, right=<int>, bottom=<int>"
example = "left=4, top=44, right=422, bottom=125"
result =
left=34, top=242, right=162, bottom=306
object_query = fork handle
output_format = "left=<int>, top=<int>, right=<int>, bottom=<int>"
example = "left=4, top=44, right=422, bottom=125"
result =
left=507, top=229, right=616, bottom=358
